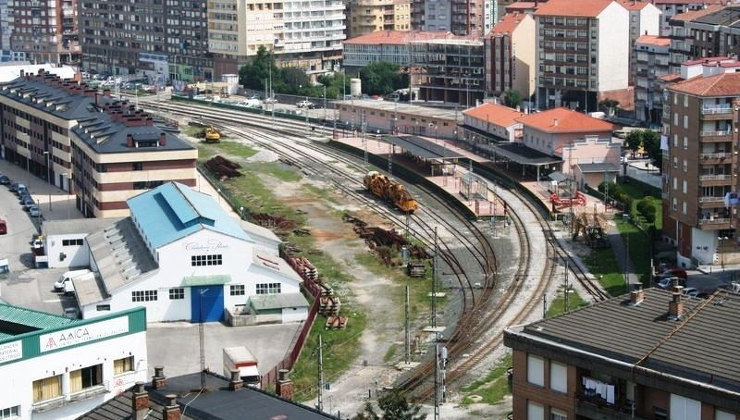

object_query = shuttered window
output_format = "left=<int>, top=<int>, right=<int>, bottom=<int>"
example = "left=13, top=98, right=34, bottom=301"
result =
left=32, top=375, right=61, bottom=402
left=114, top=356, right=134, bottom=375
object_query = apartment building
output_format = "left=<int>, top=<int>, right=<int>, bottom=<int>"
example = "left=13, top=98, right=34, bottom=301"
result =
left=652, top=0, right=729, bottom=35
left=684, top=6, right=740, bottom=61
left=484, top=12, right=536, bottom=100
left=345, top=0, right=411, bottom=39
left=7, top=0, right=80, bottom=65
left=504, top=287, right=740, bottom=420
left=79, top=0, right=211, bottom=82
left=410, top=36, right=485, bottom=106
left=634, top=35, right=671, bottom=124
left=342, top=30, right=449, bottom=72
left=661, top=63, right=740, bottom=268
left=0, top=71, right=197, bottom=217
left=667, top=5, right=727, bottom=74
left=0, top=0, right=10, bottom=58
left=618, top=0, right=662, bottom=85
left=534, top=0, right=630, bottom=112
left=411, top=0, right=493, bottom=36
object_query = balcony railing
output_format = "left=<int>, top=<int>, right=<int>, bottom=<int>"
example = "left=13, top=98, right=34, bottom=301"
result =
left=699, top=174, right=732, bottom=181
left=701, top=106, right=733, bottom=115
left=700, top=130, right=732, bottom=137
left=700, top=152, right=731, bottom=159
left=699, top=217, right=731, bottom=225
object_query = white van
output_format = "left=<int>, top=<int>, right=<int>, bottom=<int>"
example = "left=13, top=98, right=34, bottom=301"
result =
left=54, top=269, right=91, bottom=292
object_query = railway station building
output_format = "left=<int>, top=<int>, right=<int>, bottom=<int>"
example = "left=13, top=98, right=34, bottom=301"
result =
left=504, top=287, right=740, bottom=420
left=64, top=181, right=308, bottom=324
left=0, top=305, right=147, bottom=420
left=0, top=70, right=197, bottom=218
left=335, top=100, right=462, bottom=139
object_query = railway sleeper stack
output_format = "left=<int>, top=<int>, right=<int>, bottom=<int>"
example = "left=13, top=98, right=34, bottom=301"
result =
left=325, top=315, right=348, bottom=330
left=319, top=296, right=341, bottom=316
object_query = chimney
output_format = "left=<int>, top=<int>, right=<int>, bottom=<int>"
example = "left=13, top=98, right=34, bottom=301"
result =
left=132, top=382, right=150, bottom=420
left=152, top=366, right=167, bottom=389
left=553, top=118, right=559, bottom=127
left=159, top=132, right=167, bottom=146
left=276, top=369, right=294, bottom=400
left=629, top=284, right=644, bottom=306
left=19, top=69, right=24, bottom=78
left=228, top=369, right=244, bottom=391
left=94, top=92, right=99, bottom=106
left=162, top=394, right=181, bottom=420
left=103, top=89, right=111, bottom=97
left=668, top=292, right=683, bottom=320
left=126, top=134, right=134, bottom=148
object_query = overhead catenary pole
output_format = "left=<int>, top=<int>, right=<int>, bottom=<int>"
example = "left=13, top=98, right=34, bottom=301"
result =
left=564, top=259, right=569, bottom=313
left=317, top=334, right=324, bottom=411
left=405, top=285, right=410, bottom=364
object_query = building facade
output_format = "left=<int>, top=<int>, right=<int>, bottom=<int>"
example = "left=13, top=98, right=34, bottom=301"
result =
left=534, top=0, right=630, bottom=112
left=617, top=0, right=662, bottom=85
left=410, top=37, right=486, bottom=106
left=684, top=6, right=740, bottom=61
left=7, top=0, right=80, bottom=65
left=411, top=0, right=492, bottom=36
left=345, top=0, right=412, bottom=39
left=342, top=30, right=449, bottom=71
left=461, top=102, right=525, bottom=142
left=79, top=0, right=211, bottom=82
left=0, top=71, right=197, bottom=217
left=653, top=0, right=729, bottom=35
left=0, top=305, right=147, bottom=420
left=67, top=182, right=308, bottom=323
left=336, top=99, right=462, bottom=138
left=505, top=288, right=740, bottom=420
left=634, top=35, right=671, bottom=124
left=667, top=5, right=726, bottom=74
left=661, top=66, right=740, bottom=267
left=484, top=12, right=536, bottom=100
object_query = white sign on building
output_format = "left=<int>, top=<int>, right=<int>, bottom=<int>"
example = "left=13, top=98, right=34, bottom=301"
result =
left=39, top=316, right=129, bottom=352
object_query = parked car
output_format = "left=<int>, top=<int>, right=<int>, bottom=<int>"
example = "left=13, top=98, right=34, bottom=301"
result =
left=20, top=195, right=35, bottom=209
left=54, top=269, right=91, bottom=292
left=28, top=205, right=41, bottom=217
left=64, top=307, right=80, bottom=319
left=8, top=182, right=19, bottom=192
left=264, top=97, right=278, bottom=104
left=15, top=184, right=28, bottom=196
left=657, top=277, right=685, bottom=289
left=0, top=219, right=6, bottom=235
left=296, top=99, right=315, bottom=109
left=0, top=175, right=9, bottom=185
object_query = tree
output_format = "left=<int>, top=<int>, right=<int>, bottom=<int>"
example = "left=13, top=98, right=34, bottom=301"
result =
left=625, top=130, right=642, bottom=157
left=598, top=99, right=619, bottom=116
left=238, top=46, right=276, bottom=91
left=642, top=130, right=661, bottom=166
left=503, top=90, right=522, bottom=108
left=353, top=389, right=427, bottom=420
left=360, top=62, right=408, bottom=96
left=317, top=72, right=350, bottom=99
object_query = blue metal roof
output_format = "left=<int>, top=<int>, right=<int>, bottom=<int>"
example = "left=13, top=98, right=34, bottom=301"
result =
left=127, top=182, right=251, bottom=249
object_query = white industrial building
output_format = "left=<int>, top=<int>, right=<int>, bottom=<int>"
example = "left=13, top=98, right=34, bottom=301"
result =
left=59, top=182, right=308, bottom=323
left=0, top=305, right=147, bottom=420
left=42, top=219, right=121, bottom=269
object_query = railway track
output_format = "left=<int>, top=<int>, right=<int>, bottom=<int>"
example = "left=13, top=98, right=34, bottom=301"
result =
left=147, top=100, right=609, bottom=402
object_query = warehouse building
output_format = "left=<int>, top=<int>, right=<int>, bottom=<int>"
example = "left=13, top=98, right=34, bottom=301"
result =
left=68, top=181, right=307, bottom=323
left=0, top=305, right=147, bottom=420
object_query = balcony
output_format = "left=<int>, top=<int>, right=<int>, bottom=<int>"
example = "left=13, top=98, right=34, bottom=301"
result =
left=700, top=130, right=732, bottom=142
left=576, top=396, right=645, bottom=420
left=699, top=174, right=733, bottom=186
left=699, top=196, right=726, bottom=208
left=698, top=217, right=732, bottom=229
left=700, top=152, right=735, bottom=164
left=701, top=105, right=733, bottom=116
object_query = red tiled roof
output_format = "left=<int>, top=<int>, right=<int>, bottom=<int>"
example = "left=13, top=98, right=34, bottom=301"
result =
left=617, top=0, right=652, bottom=10
left=683, top=56, right=730, bottom=65
left=344, top=30, right=451, bottom=45
left=515, top=107, right=617, bottom=133
left=464, top=103, right=526, bottom=127
left=488, top=13, right=527, bottom=36
left=668, top=72, right=740, bottom=96
left=651, top=0, right=725, bottom=4
left=659, top=73, right=683, bottom=82
left=506, top=1, right=538, bottom=10
left=670, top=5, right=725, bottom=21
left=635, top=35, right=671, bottom=46
left=533, top=0, right=614, bottom=17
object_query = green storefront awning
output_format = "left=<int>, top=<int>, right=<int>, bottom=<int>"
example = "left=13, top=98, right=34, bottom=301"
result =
left=181, top=274, right=232, bottom=287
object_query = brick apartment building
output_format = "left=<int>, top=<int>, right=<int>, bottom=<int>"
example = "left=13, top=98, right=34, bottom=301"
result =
left=634, top=35, right=672, bottom=124
left=484, top=12, right=536, bottom=100
left=667, top=5, right=727, bottom=74
left=504, top=287, right=740, bottom=420
left=660, top=64, right=740, bottom=268
left=0, top=71, right=196, bottom=218
left=411, top=0, right=492, bottom=36
left=7, top=0, right=80, bottom=64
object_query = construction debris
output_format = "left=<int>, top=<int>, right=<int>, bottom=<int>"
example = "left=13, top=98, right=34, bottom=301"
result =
left=252, top=213, right=296, bottom=230
left=571, top=211, right=610, bottom=248
left=205, top=155, right=241, bottom=179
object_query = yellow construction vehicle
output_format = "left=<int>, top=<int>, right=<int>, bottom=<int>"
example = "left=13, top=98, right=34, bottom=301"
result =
left=363, top=171, right=419, bottom=213
left=204, top=126, right=221, bottom=143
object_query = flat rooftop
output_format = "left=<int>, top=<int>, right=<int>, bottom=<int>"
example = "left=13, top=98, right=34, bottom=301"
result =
left=335, top=99, right=463, bottom=122
left=385, top=135, right=467, bottom=159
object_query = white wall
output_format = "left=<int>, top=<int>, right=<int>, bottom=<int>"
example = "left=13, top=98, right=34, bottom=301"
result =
left=0, top=331, right=147, bottom=420
left=691, top=228, right=718, bottom=265
left=639, top=4, right=661, bottom=36
left=45, top=234, right=91, bottom=269
left=597, top=2, right=630, bottom=91
left=282, top=306, right=308, bottom=323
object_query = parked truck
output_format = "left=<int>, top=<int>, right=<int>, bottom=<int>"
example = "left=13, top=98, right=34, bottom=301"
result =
left=223, top=346, right=260, bottom=388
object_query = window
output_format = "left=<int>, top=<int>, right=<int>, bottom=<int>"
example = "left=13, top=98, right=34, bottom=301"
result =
left=114, top=356, right=134, bottom=375
left=673, top=112, right=678, bottom=125
left=672, top=198, right=677, bottom=211
left=683, top=94, right=688, bottom=107
left=683, top=137, right=688, bottom=150
left=670, top=394, right=700, bottom=420
left=169, top=288, right=184, bottom=300
left=0, top=406, right=19, bottom=419
left=550, top=361, right=567, bottom=393
left=132, top=290, right=158, bottom=302
left=70, top=364, right=103, bottom=393
left=673, top=134, right=678, bottom=147
left=96, top=304, right=110, bottom=311
left=528, top=401, right=544, bottom=420
left=682, top=160, right=687, bottom=172
left=62, top=238, right=84, bottom=246
left=191, top=254, right=223, bottom=266
left=230, top=284, right=245, bottom=296
left=682, top=202, right=687, bottom=214
left=132, top=162, right=143, bottom=171
left=527, top=354, right=544, bottom=386
left=256, top=283, right=281, bottom=295
left=682, top=180, right=687, bottom=194
left=716, top=410, right=735, bottom=420
left=32, top=375, right=61, bottom=402
left=550, top=408, right=567, bottom=420
left=673, top=177, right=677, bottom=190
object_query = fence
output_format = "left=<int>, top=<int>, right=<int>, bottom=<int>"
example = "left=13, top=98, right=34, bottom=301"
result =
left=198, top=163, right=322, bottom=391
left=625, top=162, right=661, bottom=189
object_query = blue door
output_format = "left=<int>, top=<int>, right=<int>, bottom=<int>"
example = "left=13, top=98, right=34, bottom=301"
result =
left=191, top=286, right=224, bottom=322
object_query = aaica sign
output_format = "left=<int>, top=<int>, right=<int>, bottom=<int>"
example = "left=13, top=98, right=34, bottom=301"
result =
left=39, top=317, right=129, bottom=352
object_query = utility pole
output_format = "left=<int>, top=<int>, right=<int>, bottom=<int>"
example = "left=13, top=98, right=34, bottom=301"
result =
left=317, top=335, right=324, bottom=411
left=362, top=110, right=367, bottom=163
left=387, top=143, right=392, bottom=176
left=405, top=285, right=410, bottom=365
left=433, top=229, right=440, bottom=420
left=564, top=259, right=569, bottom=313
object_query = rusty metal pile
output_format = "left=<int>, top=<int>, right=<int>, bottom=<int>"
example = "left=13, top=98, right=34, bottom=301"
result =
left=284, top=254, right=348, bottom=329
left=204, top=155, right=242, bottom=179
left=342, top=213, right=429, bottom=268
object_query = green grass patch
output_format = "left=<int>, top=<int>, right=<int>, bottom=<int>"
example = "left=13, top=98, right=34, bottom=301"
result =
left=383, top=344, right=397, bottom=363
left=248, top=162, right=302, bottom=182
left=461, top=353, right=512, bottom=405
left=582, top=247, right=629, bottom=296
left=198, top=140, right=257, bottom=162
left=614, top=218, right=654, bottom=284
left=546, top=288, right=589, bottom=318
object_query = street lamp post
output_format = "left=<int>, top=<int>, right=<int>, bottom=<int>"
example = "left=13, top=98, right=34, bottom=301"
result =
left=43, top=151, right=51, bottom=210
